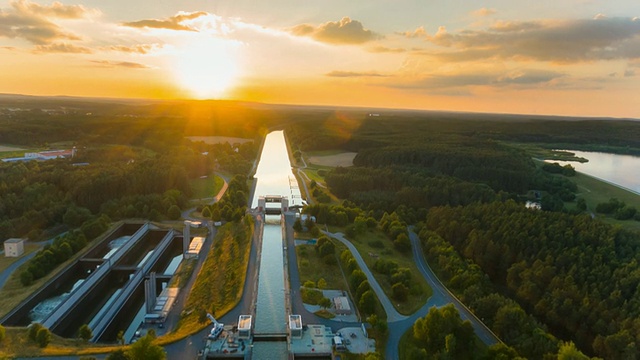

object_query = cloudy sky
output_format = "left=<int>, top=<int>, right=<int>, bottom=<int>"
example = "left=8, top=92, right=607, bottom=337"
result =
left=1, top=0, right=639, bottom=117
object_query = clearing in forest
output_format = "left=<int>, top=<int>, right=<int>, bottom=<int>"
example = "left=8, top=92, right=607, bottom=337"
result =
left=308, top=152, right=357, bottom=167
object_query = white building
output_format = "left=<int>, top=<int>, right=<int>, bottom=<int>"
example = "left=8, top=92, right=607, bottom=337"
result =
left=238, top=315, right=252, bottom=340
left=4, top=238, right=25, bottom=257
left=333, top=296, right=352, bottom=315
left=289, top=315, right=303, bottom=339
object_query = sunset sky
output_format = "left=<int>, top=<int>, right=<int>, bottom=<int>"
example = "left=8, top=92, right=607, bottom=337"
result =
left=1, top=0, right=639, bottom=117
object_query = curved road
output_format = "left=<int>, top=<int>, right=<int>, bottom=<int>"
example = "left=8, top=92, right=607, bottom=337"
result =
left=0, top=237, right=58, bottom=289
left=324, top=229, right=500, bottom=360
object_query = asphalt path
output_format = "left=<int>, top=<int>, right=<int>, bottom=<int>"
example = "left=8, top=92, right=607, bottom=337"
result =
left=407, top=229, right=500, bottom=347
left=0, top=237, right=58, bottom=289
left=325, top=232, right=407, bottom=324
left=283, top=213, right=360, bottom=331
left=323, top=229, right=501, bottom=360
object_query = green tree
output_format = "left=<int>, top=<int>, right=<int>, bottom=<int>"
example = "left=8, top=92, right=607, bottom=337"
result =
left=293, top=218, right=303, bottom=232
left=413, top=304, right=476, bottom=358
left=106, top=349, right=130, bottom=360
left=317, top=278, right=327, bottom=289
left=78, top=324, right=93, bottom=342
left=557, top=342, right=589, bottom=360
left=0, top=324, right=5, bottom=342
left=211, top=207, right=222, bottom=222
left=20, top=269, right=34, bottom=286
left=392, top=282, right=409, bottom=301
left=167, top=205, right=181, bottom=220
left=116, top=330, right=125, bottom=345
left=28, top=323, right=43, bottom=341
left=394, top=233, right=411, bottom=253
left=201, top=206, right=212, bottom=219
left=349, top=270, right=367, bottom=291
left=358, top=290, right=376, bottom=315
left=126, top=333, right=165, bottom=360
left=319, top=297, right=332, bottom=309
left=36, top=327, right=51, bottom=348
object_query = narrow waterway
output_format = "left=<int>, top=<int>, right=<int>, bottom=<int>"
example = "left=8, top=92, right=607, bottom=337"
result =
left=254, top=220, right=286, bottom=333
left=251, top=130, right=301, bottom=357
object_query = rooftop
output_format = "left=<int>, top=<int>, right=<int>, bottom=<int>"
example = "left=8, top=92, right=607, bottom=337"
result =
left=238, top=315, right=252, bottom=330
left=289, top=315, right=302, bottom=330
left=4, top=238, right=24, bottom=244
left=290, top=324, right=333, bottom=357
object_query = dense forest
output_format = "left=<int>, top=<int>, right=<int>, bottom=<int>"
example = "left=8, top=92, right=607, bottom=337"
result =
left=286, top=114, right=640, bottom=358
left=0, top=99, right=262, bottom=242
left=425, top=201, right=640, bottom=359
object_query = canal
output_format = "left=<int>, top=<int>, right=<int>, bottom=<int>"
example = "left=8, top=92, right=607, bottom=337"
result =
left=251, top=130, right=302, bottom=358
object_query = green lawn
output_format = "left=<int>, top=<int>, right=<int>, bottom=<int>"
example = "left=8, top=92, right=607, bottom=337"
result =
left=190, top=174, right=224, bottom=199
left=569, top=172, right=640, bottom=231
left=296, top=244, right=348, bottom=291
left=345, top=230, right=433, bottom=315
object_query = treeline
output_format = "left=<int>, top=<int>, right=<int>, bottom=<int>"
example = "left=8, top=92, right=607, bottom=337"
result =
left=20, top=216, right=110, bottom=286
left=326, top=167, right=498, bottom=217
left=425, top=200, right=640, bottom=359
left=405, top=304, right=484, bottom=359
left=419, top=228, right=559, bottom=358
left=201, top=174, right=250, bottom=223
left=0, top=131, right=257, bottom=241
left=352, top=138, right=534, bottom=193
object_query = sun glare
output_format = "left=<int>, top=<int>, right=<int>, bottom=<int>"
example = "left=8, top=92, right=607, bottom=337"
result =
left=173, top=39, right=240, bottom=99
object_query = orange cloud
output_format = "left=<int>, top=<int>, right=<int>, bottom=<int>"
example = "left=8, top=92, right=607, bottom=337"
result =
left=122, top=11, right=209, bottom=31
left=0, top=0, right=92, bottom=44
left=290, top=17, right=380, bottom=45
left=34, top=42, right=93, bottom=53
left=422, top=17, right=640, bottom=63
left=325, top=70, right=389, bottom=77
left=89, top=60, right=150, bottom=69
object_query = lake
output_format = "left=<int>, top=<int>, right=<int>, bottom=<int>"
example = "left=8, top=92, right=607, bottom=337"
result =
left=550, top=150, right=640, bottom=194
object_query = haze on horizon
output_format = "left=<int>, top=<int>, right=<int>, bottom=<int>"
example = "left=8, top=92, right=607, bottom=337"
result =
left=1, top=0, right=639, bottom=118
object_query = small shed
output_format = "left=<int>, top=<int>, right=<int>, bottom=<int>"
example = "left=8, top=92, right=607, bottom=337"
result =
left=238, top=315, right=252, bottom=339
left=333, top=296, right=352, bottom=315
left=4, top=238, right=24, bottom=257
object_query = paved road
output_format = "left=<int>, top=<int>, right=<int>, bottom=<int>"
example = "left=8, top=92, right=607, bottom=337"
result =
left=0, top=237, right=58, bottom=289
left=407, top=230, right=500, bottom=347
left=283, top=213, right=361, bottom=331
left=325, top=232, right=407, bottom=323
left=324, top=229, right=501, bottom=360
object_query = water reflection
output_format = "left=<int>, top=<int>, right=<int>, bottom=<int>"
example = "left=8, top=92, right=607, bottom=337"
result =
left=550, top=150, right=640, bottom=194
left=251, top=130, right=302, bottom=208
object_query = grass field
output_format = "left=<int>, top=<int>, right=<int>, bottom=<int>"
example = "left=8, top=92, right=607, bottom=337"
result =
left=307, top=152, right=357, bottom=167
left=345, top=230, right=433, bottom=315
left=296, top=244, right=348, bottom=291
left=190, top=174, right=224, bottom=199
left=570, top=172, right=640, bottom=231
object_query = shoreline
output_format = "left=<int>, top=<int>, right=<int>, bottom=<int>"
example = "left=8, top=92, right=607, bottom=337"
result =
left=578, top=171, right=640, bottom=197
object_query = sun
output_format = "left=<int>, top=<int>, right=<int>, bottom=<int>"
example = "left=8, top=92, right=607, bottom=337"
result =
left=173, top=39, right=240, bottom=99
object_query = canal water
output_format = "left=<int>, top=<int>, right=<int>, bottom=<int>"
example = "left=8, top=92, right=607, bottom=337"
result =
left=254, top=219, right=286, bottom=333
left=251, top=130, right=303, bottom=209
left=550, top=150, right=640, bottom=194
left=251, top=130, right=301, bottom=357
